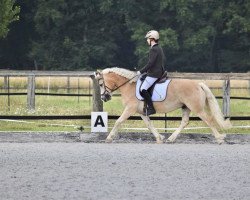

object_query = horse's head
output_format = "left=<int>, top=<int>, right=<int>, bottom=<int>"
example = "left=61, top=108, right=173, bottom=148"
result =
left=95, top=68, right=137, bottom=102
left=94, top=70, right=113, bottom=102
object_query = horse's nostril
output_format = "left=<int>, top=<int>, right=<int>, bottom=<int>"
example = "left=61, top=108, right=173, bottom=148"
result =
left=101, top=95, right=107, bottom=102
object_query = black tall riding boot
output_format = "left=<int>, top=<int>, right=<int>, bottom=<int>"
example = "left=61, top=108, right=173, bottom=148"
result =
left=141, top=89, right=156, bottom=116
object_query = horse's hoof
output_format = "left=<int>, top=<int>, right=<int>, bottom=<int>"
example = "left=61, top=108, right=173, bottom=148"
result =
left=166, top=137, right=175, bottom=143
left=217, top=139, right=225, bottom=145
left=105, top=138, right=113, bottom=143
left=156, top=140, right=164, bottom=144
left=160, top=134, right=165, bottom=141
left=216, top=134, right=226, bottom=145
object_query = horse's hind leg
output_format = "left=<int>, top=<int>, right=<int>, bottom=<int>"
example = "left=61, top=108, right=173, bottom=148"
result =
left=167, top=107, right=190, bottom=143
left=140, top=115, right=165, bottom=144
left=197, top=111, right=225, bottom=144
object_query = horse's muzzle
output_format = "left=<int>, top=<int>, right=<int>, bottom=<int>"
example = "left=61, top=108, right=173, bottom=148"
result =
left=101, top=93, right=111, bottom=102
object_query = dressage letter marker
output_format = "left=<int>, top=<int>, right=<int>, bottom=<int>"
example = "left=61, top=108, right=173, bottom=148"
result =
left=91, top=112, right=108, bottom=132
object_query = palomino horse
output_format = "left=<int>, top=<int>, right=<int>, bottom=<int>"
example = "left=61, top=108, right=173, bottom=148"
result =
left=95, top=67, right=232, bottom=144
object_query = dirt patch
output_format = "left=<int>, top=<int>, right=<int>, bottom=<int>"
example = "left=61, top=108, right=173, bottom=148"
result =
left=0, top=132, right=250, bottom=144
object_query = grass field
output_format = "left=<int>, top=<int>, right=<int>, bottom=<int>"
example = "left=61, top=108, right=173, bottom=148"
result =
left=0, top=77, right=249, bottom=134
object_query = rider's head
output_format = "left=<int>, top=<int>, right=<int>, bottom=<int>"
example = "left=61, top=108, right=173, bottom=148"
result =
left=145, top=30, right=159, bottom=46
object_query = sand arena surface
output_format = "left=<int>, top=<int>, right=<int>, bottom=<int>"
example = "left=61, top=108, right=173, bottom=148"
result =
left=0, top=143, right=249, bottom=200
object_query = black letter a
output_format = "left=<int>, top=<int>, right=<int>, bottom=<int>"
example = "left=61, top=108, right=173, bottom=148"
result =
left=94, top=115, right=105, bottom=127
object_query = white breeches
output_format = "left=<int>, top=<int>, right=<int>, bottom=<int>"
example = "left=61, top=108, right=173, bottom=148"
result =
left=140, top=76, right=158, bottom=91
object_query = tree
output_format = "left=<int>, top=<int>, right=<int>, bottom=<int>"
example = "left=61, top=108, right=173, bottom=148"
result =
left=0, top=0, right=20, bottom=38
left=31, top=0, right=136, bottom=70
left=139, top=0, right=250, bottom=72
left=0, top=0, right=36, bottom=69
left=0, top=0, right=249, bottom=72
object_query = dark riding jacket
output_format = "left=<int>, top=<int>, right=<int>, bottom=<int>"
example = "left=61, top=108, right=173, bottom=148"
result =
left=139, top=44, right=164, bottom=78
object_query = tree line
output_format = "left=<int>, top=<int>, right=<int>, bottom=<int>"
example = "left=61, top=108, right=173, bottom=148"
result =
left=0, top=0, right=249, bottom=72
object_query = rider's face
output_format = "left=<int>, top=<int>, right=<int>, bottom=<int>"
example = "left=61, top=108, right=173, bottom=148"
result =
left=147, top=38, right=151, bottom=45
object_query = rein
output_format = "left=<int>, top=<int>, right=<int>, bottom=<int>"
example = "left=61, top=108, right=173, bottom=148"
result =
left=99, top=73, right=138, bottom=94
left=110, top=75, right=138, bottom=93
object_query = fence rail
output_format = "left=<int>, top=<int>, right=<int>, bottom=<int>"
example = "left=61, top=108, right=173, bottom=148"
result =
left=0, top=115, right=249, bottom=121
left=0, top=70, right=249, bottom=79
left=0, top=92, right=249, bottom=100
left=0, top=70, right=94, bottom=77
left=0, top=70, right=250, bottom=119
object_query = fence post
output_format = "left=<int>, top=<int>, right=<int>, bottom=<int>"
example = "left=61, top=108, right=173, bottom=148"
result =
left=91, top=75, right=103, bottom=112
left=249, top=80, right=250, bottom=95
left=5, top=76, right=10, bottom=111
left=4, top=76, right=8, bottom=90
left=27, top=75, right=36, bottom=111
left=67, top=76, right=70, bottom=94
left=222, top=79, right=230, bottom=118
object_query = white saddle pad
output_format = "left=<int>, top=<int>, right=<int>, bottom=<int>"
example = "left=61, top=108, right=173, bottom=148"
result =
left=136, top=77, right=172, bottom=102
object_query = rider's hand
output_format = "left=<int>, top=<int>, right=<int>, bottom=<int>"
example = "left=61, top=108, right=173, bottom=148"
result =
left=137, top=71, right=141, bottom=75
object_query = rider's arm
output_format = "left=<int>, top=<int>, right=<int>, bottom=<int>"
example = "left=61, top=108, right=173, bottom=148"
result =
left=139, top=47, right=157, bottom=74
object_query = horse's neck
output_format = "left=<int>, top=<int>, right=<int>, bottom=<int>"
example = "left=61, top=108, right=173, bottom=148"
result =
left=115, top=76, right=127, bottom=86
left=119, top=81, right=136, bottom=103
left=111, top=73, right=136, bottom=102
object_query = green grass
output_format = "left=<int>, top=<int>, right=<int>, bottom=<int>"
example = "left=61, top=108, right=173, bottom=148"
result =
left=0, top=88, right=249, bottom=134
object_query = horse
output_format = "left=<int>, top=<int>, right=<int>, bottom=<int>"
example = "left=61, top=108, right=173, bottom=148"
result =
left=94, top=67, right=232, bottom=144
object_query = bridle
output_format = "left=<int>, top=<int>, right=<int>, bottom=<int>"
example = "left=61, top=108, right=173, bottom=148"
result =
left=97, top=74, right=112, bottom=96
left=96, top=72, right=138, bottom=100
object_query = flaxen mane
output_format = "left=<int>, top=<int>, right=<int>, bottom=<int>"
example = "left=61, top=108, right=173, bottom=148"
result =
left=102, top=67, right=137, bottom=82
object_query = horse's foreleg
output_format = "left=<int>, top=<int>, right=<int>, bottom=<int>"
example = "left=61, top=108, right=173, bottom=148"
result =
left=140, top=115, right=165, bottom=144
left=167, top=107, right=190, bottom=143
left=106, top=107, right=135, bottom=143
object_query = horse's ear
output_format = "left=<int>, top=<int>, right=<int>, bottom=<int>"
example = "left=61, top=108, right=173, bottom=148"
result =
left=94, top=70, right=102, bottom=79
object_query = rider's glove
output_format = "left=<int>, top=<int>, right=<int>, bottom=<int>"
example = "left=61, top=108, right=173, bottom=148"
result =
left=137, top=71, right=141, bottom=75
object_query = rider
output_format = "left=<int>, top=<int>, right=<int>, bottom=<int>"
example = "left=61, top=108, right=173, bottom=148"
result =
left=137, top=30, right=165, bottom=116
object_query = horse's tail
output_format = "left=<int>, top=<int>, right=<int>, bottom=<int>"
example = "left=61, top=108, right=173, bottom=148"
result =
left=199, top=82, right=232, bottom=130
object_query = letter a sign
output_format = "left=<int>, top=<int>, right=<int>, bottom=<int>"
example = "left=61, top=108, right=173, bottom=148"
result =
left=91, top=112, right=108, bottom=132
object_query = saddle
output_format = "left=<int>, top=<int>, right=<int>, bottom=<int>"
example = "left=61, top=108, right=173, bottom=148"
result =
left=140, top=71, right=168, bottom=94
left=158, top=71, right=168, bottom=83
left=136, top=71, right=171, bottom=102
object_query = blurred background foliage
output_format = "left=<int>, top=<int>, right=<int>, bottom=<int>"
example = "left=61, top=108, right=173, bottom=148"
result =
left=0, top=0, right=249, bottom=72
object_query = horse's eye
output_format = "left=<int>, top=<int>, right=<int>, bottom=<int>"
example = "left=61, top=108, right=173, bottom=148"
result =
left=100, top=84, right=103, bottom=87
